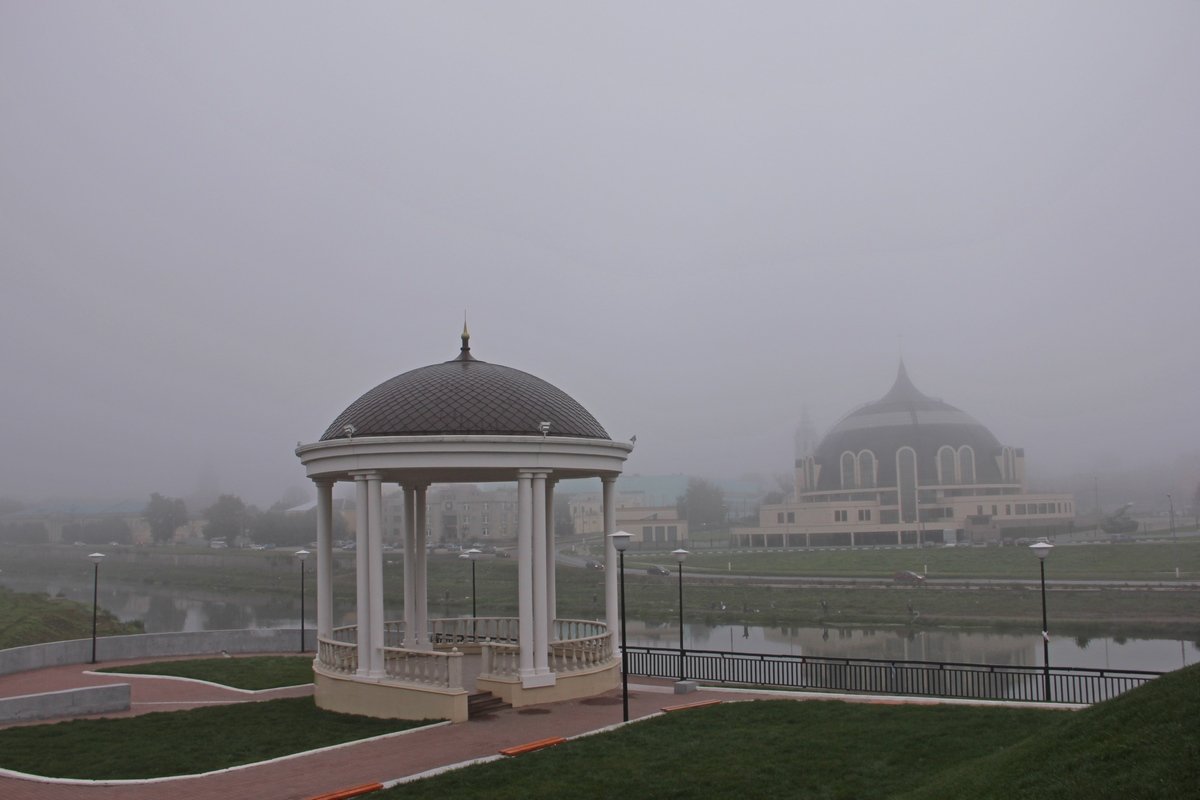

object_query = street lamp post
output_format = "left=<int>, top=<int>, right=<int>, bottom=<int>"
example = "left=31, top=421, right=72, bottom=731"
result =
left=672, top=548, right=689, bottom=683
left=463, top=548, right=482, bottom=618
left=1168, top=494, right=1178, bottom=578
left=1029, top=540, right=1054, bottom=702
left=88, top=553, right=105, bottom=664
left=461, top=548, right=482, bottom=641
left=611, top=531, right=632, bottom=722
left=296, top=550, right=310, bottom=653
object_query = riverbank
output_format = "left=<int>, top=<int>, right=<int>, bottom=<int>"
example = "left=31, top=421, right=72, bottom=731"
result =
left=2, top=542, right=1197, bottom=641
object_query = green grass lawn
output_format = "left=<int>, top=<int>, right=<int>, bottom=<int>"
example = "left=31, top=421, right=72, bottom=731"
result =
left=97, top=655, right=313, bottom=690
left=0, top=586, right=142, bottom=649
left=680, top=539, right=1200, bottom=581
left=378, top=700, right=1055, bottom=799
left=0, top=697, right=437, bottom=779
left=377, top=663, right=1200, bottom=799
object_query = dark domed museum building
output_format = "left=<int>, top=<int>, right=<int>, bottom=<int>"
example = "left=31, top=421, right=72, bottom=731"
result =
left=737, top=363, right=1074, bottom=548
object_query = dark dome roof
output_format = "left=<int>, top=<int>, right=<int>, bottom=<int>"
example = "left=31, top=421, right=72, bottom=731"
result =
left=812, top=362, right=1004, bottom=489
left=320, top=334, right=610, bottom=441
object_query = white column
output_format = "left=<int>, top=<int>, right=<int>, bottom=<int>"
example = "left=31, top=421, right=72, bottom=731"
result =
left=367, top=473, right=385, bottom=677
left=403, top=485, right=417, bottom=646
left=353, top=474, right=371, bottom=676
left=414, top=484, right=429, bottom=650
left=602, top=477, right=619, bottom=641
left=517, top=471, right=535, bottom=680
left=545, top=478, right=557, bottom=643
left=314, top=479, right=334, bottom=639
left=532, top=472, right=549, bottom=676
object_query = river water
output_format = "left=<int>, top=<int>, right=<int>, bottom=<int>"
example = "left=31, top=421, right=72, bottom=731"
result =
left=4, top=574, right=1195, bottom=674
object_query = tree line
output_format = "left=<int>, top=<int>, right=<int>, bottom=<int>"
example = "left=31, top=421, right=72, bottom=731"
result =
left=143, top=492, right=345, bottom=547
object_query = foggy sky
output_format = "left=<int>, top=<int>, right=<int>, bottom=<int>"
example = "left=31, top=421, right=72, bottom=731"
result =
left=3, top=2, right=1198, bottom=507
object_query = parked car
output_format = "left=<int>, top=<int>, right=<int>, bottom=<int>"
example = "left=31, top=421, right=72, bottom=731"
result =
left=892, top=570, right=925, bottom=585
left=585, top=560, right=604, bottom=570
left=646, top=565, right=670, bottom=576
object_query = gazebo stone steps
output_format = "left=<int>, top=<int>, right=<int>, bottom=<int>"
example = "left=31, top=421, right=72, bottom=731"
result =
left=468, top=690, right=511, bottom=718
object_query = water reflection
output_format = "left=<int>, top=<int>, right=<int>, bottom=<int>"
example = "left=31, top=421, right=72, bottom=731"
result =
left=3, top=574, right=1196, bottom=673
left=622, top=620, right=1198, bottom=673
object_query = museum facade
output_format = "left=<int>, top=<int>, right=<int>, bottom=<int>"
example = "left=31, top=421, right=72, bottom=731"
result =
left=734, top=363, right=1075, bottom=548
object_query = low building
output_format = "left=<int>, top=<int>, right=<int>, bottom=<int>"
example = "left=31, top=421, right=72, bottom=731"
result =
left=617, top=505, right=688, bottom=546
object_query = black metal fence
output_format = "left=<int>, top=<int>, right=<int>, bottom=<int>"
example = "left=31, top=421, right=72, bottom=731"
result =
left=624, top=645, right=1161, bottom=704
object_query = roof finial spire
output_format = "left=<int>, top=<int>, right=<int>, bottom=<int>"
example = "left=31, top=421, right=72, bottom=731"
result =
left=455, top=314, right=477, bottom=361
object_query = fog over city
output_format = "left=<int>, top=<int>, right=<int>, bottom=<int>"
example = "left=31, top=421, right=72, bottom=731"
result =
left=2, top=2, right=1197, bottom=509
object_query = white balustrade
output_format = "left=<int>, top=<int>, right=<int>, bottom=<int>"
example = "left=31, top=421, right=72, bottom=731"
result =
left=330, top=624, right=357, bottom=644
left=318, top=618, right=613, bottom=685
left=383, top=620, right=405, bottom=648
left=480, top=641, right=521, bottom=678
left=383, top=646, right=464, bottom=689
left=318, top=636, right=358, bottom=674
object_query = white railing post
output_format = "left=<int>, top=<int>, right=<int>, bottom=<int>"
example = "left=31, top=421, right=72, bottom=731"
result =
left=481, top=643, right=493, bottom=675
left=448, top=648, right=463, bottom=689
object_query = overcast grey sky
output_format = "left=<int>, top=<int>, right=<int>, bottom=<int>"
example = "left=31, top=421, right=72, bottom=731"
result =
left=2, top=2, right=1197, bottom=506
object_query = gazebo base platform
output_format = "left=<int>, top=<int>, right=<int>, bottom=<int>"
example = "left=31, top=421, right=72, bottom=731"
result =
left=315, top=670, right=471, bottom=723
left=313, top=660, right=619, bottom=723
left=478, top=661, right=618, bottom=709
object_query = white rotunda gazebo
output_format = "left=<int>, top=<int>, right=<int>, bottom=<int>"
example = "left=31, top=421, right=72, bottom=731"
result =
left=295, top=329, right=631, bottom=721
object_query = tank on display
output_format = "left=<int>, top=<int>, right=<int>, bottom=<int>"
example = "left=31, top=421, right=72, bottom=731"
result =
left=1100, top=503, right=1139, bottom=534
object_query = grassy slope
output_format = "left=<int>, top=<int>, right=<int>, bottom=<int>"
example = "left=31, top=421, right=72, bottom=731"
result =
left=381, top=666, right=1199, bottom=799
left=97, top=655, right=314, bottom=690
left=380, top=701, right=1057, bottom=800
left=0, top=586, right=141, bottom=649
left=899, top=662, right=1200, bottom=799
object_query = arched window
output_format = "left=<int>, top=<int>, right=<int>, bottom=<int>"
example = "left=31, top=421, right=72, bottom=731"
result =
left=897, top=447, right=918, bottom=523
left=841, top=452, right=856, bottom=489
left=857, top=450, right=876, bottom=488
left=938, top=446, right=957, bottom=485
left=958, top=446, right=976, bottom=484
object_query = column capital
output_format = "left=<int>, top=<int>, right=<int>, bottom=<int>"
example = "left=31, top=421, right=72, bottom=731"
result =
left=312, top=477, right=336, bottom=488
left=349, top=470, right=381, bottom=481
left=601, top=475, right=618, bottom=486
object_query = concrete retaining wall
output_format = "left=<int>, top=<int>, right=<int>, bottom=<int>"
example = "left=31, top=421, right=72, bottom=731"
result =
left=0, top=629, right=316, bottom=678
left=0, top=684, right=131, bottom=723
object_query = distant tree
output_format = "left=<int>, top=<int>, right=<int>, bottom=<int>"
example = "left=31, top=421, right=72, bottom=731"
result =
left=144, top=493, right=187, bottom=543
left=676, top=477, right=727, bottom=530
left=1193, top=481, right=1200, bottom=528
left=763, top=490, right=785, bottom=505
left=203, top=494, right=248, bottom=541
